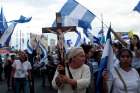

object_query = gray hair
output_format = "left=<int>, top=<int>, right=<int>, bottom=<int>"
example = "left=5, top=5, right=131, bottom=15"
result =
left=66, top=47, right=85, bottom=61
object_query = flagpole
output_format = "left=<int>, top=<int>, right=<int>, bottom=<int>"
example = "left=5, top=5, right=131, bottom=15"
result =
left=101, top=13, right=104, bottom=31
left=20, top=29, right=21, bottom=50
left=100, top=13, right=106, bottom=47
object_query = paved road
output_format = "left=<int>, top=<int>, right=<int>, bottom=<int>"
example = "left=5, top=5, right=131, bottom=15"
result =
left=0, top=77, right=57, bottom=93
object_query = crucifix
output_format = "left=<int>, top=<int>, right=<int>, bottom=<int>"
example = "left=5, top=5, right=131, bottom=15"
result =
left=42, top=13, right=76, bottom=74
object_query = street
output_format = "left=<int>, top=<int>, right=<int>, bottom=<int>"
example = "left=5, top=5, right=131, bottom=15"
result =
left=0, top=77, right=57, bottom=93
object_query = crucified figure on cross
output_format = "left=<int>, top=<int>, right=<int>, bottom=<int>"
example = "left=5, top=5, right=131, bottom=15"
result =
left=42, top=13, right=76, bottom=75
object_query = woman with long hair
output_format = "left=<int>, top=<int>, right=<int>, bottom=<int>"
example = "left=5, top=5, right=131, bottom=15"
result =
left=103, top=48, right=140, bottom=93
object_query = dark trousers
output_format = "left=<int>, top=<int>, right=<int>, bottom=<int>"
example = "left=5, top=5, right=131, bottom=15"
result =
left=30, top=70, right=35, bottom=93
left=46, top=65, right=56, bottom=88
left=41, top=69, right=46, bottom=87
left=14, top=78, right=29, bottom=93
left=0, top=66, right=3, bottom=80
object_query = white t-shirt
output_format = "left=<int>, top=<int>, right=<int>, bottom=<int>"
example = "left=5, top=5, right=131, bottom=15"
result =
left=112, top=67, right=140, bottom=93
left=12, top=60, right=32, bottom=78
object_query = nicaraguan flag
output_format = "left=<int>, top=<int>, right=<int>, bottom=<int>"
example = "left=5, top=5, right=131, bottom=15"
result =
left=96, top=25, right=114, bottom=93
left=133, top=1, right=140, bottom=13
left=65, top=39, right=73, bottom=47
left=39, top=41, right=48, bottom=64
left=64, top=31, right=81, bottom=48
left=27, top=39, right=33, bottom=54
left=62, top=16, right=94, bottom=41
left=62, top=16, right=92, bottom=29
left=12, top=15, right=32, bottom=23
left=93, top=36, right=100, bottom=45
left=53, top=0, right=96, bottom=29
left=98, top=28, right=106, bottom=45
left=0, top=22, right=17, bottom=47
left=74, top=31, right=81, bottom=47
left=121, top=32, right=129, bottom=40
left=0, top=7, right=8, bottom=36
left=53, top=0, right=96, bottom=47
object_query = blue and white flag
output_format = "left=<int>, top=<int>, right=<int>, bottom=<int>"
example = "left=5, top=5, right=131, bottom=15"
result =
left=62, top=16, right=93, bottom=41
left=0, top=15, right=32, bottom=48
left=121, top=32, right=129, bottom=40
left=98, top=28, right=106, bottom=45
left=83, top=37, right=87, bottom=44
left=133, top=1, right=140, bottom=13
left=53, top=0, right=96, bottom=47
left=74, top=31, right=81, bottom=47
left=93, top=36, right=100, bottom=45
left=39, top=41, right=48, bottom=64
left=27, top=39, right=33, bottom=54
left=60, top=0, right=95, bottom=28
left=96, top=25, right=114, bottom=93
left=0, top=22, right=17, bottom=47
left=12, top=15, right=32, bottom=23
left=62, top=16, right=93, bottom=30
left=65, top=39, right=73, bottom=47
left=53, top=0, right=95, bottom=29
left=0, top=7, right=8, bottom=36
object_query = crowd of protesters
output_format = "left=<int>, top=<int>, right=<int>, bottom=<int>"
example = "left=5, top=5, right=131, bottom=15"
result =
left=0, top=31, right=140, bottom=93
left=51, top=31, right=140, bottom=93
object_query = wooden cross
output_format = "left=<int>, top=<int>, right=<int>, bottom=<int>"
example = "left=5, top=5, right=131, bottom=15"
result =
left=42, top=13, right=76, bottom=74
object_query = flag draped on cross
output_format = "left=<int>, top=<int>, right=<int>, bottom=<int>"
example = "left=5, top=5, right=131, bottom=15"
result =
left=96, top=25, right=114, bottom=93
left=0, top=15, right=32, bottom=48
left=133, top=1, right=140, bottom=12
left=0, top=7, right=8, bottom=37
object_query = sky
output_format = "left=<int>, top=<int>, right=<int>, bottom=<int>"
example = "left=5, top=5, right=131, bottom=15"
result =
left=1, top=0, right=140, bottom=48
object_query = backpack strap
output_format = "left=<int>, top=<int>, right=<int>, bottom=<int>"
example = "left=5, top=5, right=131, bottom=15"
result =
left=66, top=63, right=76, bottom=90
left=114, top=67, right=128, bottom=93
